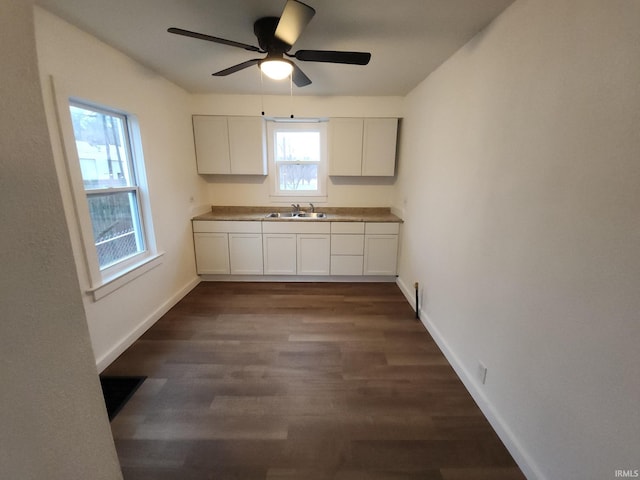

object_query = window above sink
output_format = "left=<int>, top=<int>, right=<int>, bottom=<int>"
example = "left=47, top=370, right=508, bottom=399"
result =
left=266, top=120, right=328, bottom=201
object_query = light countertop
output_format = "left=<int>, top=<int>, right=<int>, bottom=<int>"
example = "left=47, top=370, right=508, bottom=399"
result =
left=192, top=206, right=403, bottom=223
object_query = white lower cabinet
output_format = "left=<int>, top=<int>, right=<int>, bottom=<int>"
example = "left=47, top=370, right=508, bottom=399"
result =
left=330, top=222, right=365, bottom=275
left=363, top=222, right=399, bottom=276
left=229, top=233, right=263, bottom=274
left=263, top=234, right=297, bottom=275
left=263, top=222, right=331, bottom=276
left=193, top=219, right=399, bottom=278
left=193, top=232, right=230, bottom=274
left=297, top=234, right=330, bottom=275
left=193, top=220, right=262, bottom=275
left=330, top=255, right=364, bottom=276
left=364, top=235, right=398, bottom=275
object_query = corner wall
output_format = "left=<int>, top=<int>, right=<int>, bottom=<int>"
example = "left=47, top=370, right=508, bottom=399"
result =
left=34, top=7, right=207, bottom=369
left=395, top=0, right=640, bottom=478
left=0, top=2, right=122, bottom=478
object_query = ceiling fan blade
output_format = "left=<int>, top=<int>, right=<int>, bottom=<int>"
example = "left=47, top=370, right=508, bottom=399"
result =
left=168, top=27, right=262, bottom=52
left=292, top=63, right=312, bottom=87
left=274, top=0, right=316, bottom=47
left=212, top=59, right=261, bottom=76
left=294, top=50, right=371, bottom=65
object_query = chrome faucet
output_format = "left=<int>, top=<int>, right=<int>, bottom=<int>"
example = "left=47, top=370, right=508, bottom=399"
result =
left=291, top=203, right=301, bottom=214
left=309, top=203, right=315, bottom=213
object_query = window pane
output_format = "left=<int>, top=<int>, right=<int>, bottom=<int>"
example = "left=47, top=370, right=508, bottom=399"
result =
left=70, top=105, right=133, bottom=189
left=87, top=191, right=144, bottom=269
left=275, top=131, right=320, bottom=163
left=278, top=164, right=318, bottom=191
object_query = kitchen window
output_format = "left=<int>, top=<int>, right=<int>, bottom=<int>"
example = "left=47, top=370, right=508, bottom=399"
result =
left=266, top=120, right=327, bottom=199
left=61, top=99, right=159, bottom=300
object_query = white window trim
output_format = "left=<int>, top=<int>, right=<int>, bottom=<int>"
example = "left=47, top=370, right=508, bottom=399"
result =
left=266, top=119, right=328, bottom=202
left=51, top=78, right=160, bottom=301
left=87, top=252, right=164, bottom=301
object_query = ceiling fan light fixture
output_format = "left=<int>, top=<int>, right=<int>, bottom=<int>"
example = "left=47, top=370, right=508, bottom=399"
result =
left=260, top=58, right=293, bottom=80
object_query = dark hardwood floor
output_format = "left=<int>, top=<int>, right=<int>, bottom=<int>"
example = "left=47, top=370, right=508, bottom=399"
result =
left=103, top=282, right=525, bottom=480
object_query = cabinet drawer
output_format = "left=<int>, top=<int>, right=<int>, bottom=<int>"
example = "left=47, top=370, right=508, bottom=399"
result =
left=331, top=234, right=364, bottom=255
left=262, top=221, right=330, bottom=234
left=364, top=222, right=399, bottom=235
left=330, top=256, right=363, bottom=276
left=193, top=220, right=261, bottom=233
left=331, top=222, right=365, bottom=234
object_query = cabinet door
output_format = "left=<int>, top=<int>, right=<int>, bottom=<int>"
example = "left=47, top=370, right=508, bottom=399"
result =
left=193, top=232, right=230, bottom=274
left=363, top=234, right=398, bottom=275
left=362, top=118, right=398, bottom=176
left=297, top=234, right=330, bottom=275
left=329, top=118, right=363, bottom=176
left=192, top=116, right=230, bottom=174
left=227, top=117, right=267, bottom=175
left=229, top=233, right=263, bottom=275
left=263, top=234, right=297, bottom=275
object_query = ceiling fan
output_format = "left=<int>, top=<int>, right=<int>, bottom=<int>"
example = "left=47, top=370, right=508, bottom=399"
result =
left=168, top=0, right=371, bottom=87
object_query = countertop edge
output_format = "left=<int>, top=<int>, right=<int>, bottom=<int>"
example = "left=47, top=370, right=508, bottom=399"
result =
left=192, top=207, right=403, bottom=223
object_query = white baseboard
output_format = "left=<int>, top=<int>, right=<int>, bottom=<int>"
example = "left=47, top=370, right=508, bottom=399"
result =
left=96, top=276, right=201, bottom=372
left=396, top=277, right=544, bottom=480
left=198, top=274, right=397, bottom=283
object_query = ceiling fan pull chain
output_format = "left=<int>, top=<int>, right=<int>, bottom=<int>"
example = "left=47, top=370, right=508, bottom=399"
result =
left=290, top=74, right=294, bottom=118
left=260, top=69, right=265, bottom=116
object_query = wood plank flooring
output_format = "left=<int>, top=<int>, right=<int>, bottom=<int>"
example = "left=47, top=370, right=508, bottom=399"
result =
left=102, top=282, right=525, bottom=480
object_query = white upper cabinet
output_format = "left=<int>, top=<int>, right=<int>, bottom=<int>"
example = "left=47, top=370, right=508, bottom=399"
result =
left=329, top=117, right=398, bottom=177
left=192, top=115, right=267, bottom=175
left=362, top=118, right=398, bottom=176
left=329, top=118, right=364, bottom=176
left=193, top=116, right=230, bottom=174
left=227, top=117, right=267, bottom=175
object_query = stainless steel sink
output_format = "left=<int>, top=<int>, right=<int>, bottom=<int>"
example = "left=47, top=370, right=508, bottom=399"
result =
left=265, top=212, right=297, bottom=218
left=296, top=212, right=327, bottom=218
left=265, top=212, right=327, bottom=219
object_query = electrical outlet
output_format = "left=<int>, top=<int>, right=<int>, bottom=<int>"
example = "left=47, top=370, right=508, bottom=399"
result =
left=478, top=362, right=488, bottom=385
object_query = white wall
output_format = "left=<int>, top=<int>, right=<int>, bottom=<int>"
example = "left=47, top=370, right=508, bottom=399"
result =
left=191, top=94, right=403, bottom=207
left=395, top=1, right=640, bottom=479
left=35, top=7, right=207, bottom=370
left=0, top=2, right=122, bottom=478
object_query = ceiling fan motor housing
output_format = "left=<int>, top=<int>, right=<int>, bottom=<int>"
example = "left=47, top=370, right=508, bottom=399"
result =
left=254, top=17, right=292, bottom=54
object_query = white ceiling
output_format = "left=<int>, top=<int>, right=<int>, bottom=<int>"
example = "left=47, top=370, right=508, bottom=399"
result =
left=36, top=0, right=515, bottom=96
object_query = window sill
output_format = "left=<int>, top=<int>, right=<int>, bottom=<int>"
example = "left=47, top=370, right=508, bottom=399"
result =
left=269, top=195, right=328, bottom=203
left=86, top=252, right=164, bottom=301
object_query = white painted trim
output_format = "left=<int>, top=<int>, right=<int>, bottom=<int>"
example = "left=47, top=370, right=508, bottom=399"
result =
left=198, top=274, right=397, bottom=283
left=266, top=120, right=328, bottom=198
left=396, top=276, right=544, bottom=480
left=87, top=252, right=164, bottom=301
left=95, top=276, right=200, bottom=372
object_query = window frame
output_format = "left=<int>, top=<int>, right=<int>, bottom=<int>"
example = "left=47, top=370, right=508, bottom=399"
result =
left=70, top=102, right=148, bottom=274
left=266, top=119, right=328, bottom=201
left=53, top=87, right=160, bottom=301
